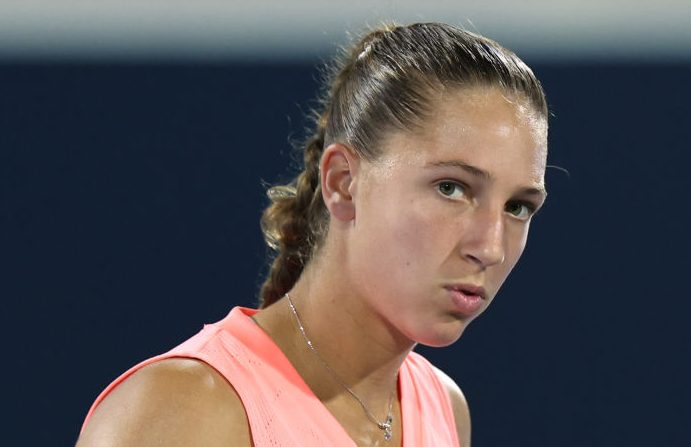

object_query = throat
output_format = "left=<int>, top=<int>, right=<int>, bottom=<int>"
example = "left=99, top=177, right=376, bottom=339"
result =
left=285, top=291, right=404, bottom=398
left=251, top=291, right=409, bottom=445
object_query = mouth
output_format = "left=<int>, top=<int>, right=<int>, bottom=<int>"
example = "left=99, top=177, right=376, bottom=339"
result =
left=444, top=283, right=486, bottom=300
left=444, top=283, right=486, bottom=317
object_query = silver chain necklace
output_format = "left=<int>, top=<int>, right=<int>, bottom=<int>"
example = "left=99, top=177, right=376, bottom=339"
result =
left=285, top=293, right=395, bottom=441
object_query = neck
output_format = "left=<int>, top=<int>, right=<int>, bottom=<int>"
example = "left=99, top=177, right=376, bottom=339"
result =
left=253, top=255, right=415, bottom=409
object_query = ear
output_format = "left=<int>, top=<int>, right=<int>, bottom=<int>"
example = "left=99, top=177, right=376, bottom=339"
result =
left=320, top=143, right=360, bottom=222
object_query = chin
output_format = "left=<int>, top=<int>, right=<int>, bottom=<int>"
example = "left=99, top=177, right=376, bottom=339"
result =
left=415, top=321, right=469, bottom=348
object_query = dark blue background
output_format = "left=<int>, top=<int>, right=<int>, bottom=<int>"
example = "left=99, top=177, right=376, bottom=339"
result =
left=2, top=61, right=689, bottom=446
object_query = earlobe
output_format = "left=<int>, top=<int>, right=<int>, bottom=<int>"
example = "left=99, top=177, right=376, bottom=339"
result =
left=320, top=143, right=359, bottom=222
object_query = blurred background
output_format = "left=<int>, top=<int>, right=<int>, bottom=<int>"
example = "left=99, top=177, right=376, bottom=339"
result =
left=1, top=1, right=689, bottom=445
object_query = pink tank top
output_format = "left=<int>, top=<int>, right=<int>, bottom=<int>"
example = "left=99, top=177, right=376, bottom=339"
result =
left=82, top=307, right=461, bottom=446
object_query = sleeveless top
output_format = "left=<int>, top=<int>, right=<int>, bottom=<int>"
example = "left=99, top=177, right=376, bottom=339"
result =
left=82, top=307, right=461, bottom=446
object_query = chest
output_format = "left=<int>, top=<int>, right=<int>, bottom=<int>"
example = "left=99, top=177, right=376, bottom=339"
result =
left=322, top=397, right=403, bottom=447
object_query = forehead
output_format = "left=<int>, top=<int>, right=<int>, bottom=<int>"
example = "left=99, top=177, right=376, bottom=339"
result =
left=376, top=87, right=548, bottom=185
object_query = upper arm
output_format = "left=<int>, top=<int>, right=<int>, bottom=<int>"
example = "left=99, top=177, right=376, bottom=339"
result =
left=77, top=358, right=252, bottom=447
left=432, top=365, right=471, bottom=447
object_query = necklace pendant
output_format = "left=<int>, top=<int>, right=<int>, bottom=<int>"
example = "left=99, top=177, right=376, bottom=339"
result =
left=381, top=415, right=393, bottom=441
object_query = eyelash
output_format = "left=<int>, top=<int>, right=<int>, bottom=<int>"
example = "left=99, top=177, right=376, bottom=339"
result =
left=435, top=181, right=539, bottom=221
left=436, top=181, right=467, bottom=200
left=506, top=201, right=537, bottom=220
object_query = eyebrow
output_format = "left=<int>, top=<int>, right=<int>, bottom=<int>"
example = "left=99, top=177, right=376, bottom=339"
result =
left=426, top=159, right=548, bottom=198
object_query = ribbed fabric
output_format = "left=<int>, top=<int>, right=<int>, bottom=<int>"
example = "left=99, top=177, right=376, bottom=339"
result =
left=82, top=307, right=460, bottom=446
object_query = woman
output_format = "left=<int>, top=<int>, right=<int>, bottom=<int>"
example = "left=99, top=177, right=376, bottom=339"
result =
left=78, top=22, right=548, bottom=446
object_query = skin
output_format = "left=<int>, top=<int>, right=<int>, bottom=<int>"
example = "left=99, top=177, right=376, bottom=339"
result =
left=77, top=86, right=547, bottom=447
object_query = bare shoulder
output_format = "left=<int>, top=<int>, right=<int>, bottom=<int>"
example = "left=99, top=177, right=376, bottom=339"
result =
left=432, top=365, right=471, bottom=447
left=77, top=358, right=252, bottom=447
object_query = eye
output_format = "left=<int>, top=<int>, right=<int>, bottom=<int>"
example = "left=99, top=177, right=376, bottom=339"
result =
left=437, top=181, right=466, bottom=200
left=505, top=201, right=536, bottom=220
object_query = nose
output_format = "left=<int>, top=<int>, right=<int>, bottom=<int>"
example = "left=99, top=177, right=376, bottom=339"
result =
left=460, top=205, right=506, bottom=269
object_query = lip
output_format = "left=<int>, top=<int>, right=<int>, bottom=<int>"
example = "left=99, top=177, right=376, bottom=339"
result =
left=444, top=284, right=486, bottom=317
left=445, top=283, right=487, bottom=300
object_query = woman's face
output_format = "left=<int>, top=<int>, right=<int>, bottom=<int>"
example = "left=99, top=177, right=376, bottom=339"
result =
left=347, top=87, right=548, bottom=347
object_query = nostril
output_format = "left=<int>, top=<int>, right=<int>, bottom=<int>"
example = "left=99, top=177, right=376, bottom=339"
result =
left=466, top=254, right=484, bottom=267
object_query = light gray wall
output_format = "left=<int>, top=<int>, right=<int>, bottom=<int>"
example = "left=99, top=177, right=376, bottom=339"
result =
left=1, top=0, right=690, bottom=61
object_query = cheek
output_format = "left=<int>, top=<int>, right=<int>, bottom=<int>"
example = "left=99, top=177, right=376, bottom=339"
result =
left=360, top=197, right=445, bottom=280
left=508, top=224, right=530, bottom=266
left=492, top=224, right=530, bottom=286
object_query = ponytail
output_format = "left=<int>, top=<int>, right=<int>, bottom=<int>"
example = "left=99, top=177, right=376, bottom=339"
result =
left=259, top=118, right=329, bottom=307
